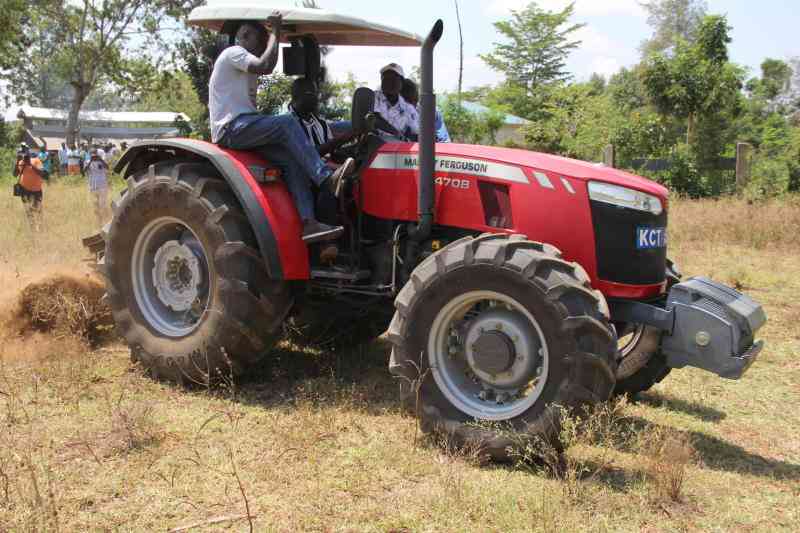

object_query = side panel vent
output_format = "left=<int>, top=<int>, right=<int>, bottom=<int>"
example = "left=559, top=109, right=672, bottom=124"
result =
left=478, top=182, right=513, bottom=229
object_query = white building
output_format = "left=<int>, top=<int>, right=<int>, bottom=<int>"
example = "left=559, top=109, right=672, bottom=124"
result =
left=3, top=105, right=190, bottom=149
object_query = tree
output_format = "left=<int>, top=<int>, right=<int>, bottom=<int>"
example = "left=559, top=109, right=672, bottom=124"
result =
left=642, top=15, right=743, bottom=145
left=481, top=2, right=584, bottom=97
left=639, top=0, right=708, bottom=56
left=0, top=0, right=25, bottom=70
left=5, top=1, right=199, bottom=146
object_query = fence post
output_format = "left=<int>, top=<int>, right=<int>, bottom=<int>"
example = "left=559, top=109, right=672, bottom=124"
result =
left=603, top=144, right=616, bottom=168
left=736, top=142, right=752, bottom=192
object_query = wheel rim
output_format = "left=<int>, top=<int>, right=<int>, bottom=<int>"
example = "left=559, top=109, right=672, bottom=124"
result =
left=428, top=290, right=549, bottom=421
left=131, top=216, right=211, bottom=338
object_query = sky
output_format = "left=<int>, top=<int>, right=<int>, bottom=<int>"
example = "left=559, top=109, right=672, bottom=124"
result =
left=313, top=0, right=799, bottom=93
left=2, top=1, right=797, bottom=112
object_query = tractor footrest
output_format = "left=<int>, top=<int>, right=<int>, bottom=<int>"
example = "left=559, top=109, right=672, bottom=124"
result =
left=311, top=268, right=371, bottom=282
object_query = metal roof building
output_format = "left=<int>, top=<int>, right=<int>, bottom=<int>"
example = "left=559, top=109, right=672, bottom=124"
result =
left=3, top=105, right=190, bottom=149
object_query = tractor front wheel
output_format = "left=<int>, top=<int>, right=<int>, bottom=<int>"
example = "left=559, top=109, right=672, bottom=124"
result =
left=388, top=234, right=617, bottom=460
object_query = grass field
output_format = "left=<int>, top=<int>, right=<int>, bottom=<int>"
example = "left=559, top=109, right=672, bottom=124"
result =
left=0, top=181, right=798, bottom=532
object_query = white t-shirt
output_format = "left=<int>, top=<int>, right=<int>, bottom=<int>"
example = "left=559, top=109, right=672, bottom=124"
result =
left=209, top=46, right=259, bottom=143
left=374, top=90, right=419, bottom=139
left=85, top=160, right=108, bottom=192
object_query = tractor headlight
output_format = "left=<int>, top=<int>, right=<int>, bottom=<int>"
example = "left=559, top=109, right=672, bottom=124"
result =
left=588, top=182, right=663, bottom=216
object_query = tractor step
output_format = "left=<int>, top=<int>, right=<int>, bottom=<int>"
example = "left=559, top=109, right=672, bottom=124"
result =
left=311, top=267, right=371, bottom=282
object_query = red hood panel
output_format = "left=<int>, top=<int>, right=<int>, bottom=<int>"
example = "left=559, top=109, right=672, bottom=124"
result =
left=381, top=142, right=669, bottom=199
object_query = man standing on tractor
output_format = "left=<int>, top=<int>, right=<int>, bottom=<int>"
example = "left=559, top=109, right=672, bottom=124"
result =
left=374, top=63, right=419, bottom=141
left=209, top=14, right=354, bottom=244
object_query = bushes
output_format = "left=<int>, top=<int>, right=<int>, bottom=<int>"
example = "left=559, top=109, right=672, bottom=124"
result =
left=747, top=157, right=791, bottom=198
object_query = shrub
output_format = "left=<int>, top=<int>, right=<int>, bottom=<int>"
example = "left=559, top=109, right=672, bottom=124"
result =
left=747, top=156, right=791, bottom=198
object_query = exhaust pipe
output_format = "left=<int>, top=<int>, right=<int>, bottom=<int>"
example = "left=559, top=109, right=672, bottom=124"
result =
left=408, top=19, right=444, bottom=246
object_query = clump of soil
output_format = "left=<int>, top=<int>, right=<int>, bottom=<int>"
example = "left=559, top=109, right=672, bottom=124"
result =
left=11, top=274, right=116, bottom=347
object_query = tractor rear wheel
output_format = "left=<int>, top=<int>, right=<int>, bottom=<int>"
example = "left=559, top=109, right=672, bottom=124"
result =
left=102, top=160, right=292, bottom=384
left=388, top=234, right=617, bottom=460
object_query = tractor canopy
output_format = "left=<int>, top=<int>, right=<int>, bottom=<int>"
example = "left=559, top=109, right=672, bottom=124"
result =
left=188, top=1, right=423, bottom=46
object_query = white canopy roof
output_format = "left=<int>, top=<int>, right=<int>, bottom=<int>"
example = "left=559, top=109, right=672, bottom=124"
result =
left=4, top=105, right=189, bottom=124
left=189, top=2, right=422, bottom=47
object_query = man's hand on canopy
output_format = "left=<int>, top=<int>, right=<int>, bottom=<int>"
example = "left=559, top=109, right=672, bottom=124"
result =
left=266, top=12, right=283, bottom=34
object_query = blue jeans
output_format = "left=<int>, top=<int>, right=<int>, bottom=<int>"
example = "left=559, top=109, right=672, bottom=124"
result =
left=218, top=113, right=333, bottom=220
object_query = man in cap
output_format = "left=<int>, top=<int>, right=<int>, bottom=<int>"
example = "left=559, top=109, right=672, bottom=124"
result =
left=374, top=63, right=419, bottom=140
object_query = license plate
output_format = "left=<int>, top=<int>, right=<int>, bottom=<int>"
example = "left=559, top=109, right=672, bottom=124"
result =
left=636, top=227, right=667, bottom=250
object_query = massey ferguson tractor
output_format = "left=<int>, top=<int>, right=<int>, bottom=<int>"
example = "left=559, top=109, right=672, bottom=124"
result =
left=85, top=4, right=766, bottom=459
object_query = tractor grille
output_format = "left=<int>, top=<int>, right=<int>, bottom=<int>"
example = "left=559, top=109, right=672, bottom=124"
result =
left=590, top=200, right=667, bottom=286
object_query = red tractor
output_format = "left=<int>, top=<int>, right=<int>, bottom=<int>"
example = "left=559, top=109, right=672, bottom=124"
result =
left=86, top=5, right=766, bottom=459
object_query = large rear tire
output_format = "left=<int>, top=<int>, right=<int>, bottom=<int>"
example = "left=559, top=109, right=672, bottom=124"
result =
left=102, top=160, right=292, bottom=384
left=388, top=234, right=617, bottom=460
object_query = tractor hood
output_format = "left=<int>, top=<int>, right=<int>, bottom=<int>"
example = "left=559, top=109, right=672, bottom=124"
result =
left=435, top=144, right=668, bottom=199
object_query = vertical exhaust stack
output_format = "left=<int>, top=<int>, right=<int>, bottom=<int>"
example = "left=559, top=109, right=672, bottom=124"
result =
left=410, top=19, right=444, bottom=242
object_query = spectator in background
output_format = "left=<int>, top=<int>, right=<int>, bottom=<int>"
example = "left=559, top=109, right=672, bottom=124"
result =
left=82, top=148, right=110, bottom=227
left=37, top=145, right=52, bottom=181
left=67, top=145, right=82, bottom=175
left=13, top=148, right=47, bottom=230
left=401, top=79, right=451, bottom=143
left=59, top=143, right=69, bottom=176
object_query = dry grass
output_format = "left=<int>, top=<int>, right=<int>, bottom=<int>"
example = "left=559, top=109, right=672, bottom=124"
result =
left=669, top=194, right=800, bottom=250
left=637, top=427, right=697, bottom=503
left=0, top=187, right=797, bottom=531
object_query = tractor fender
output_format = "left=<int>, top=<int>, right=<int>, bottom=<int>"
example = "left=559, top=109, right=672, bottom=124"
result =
left=114, top=138, right=310, bottom=280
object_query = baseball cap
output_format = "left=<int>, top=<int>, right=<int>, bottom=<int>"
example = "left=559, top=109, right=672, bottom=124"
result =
left=380, top=63, right=405, bottom=78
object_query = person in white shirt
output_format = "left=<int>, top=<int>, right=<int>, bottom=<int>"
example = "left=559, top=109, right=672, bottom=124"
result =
left=210, top=15, right=355, bottom=244
left=59, top=143, right=69, bottom=176
left=373, top=63, right=419, bottom=141
left=82, top=148, right=110, bottom=226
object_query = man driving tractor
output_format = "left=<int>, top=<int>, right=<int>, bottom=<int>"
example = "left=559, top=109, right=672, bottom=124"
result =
left=209, top=13, right=355, bottom=244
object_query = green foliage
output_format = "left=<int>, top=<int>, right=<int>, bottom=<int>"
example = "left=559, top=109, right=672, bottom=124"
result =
left=0, top=118, right=8, bottom=149
left=747, top=157, right=791, bottom=198
left=648, top=145, right=704, bottom=197
left=642, top=15, right=742, bottom=146
left=257, top=75, right=294, bottom=116
left=611, top=110, right=673, bottom=166
left=0, top=0, right=25, bottom=70
left=441, top=98, right=505, bottom=145
left=481, top=2, right=584, bottom=95
left=0, top=147, right=15, bottom=181
left=5, top=0, right=197, bottom=144
left=640, top=0, right=708, bottom=56
left=608, top=67, right=649, bottom=112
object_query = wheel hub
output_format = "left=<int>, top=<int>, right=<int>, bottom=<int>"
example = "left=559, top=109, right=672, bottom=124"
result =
left=464, top=308, right=542, bottom=390
left=471, top=331, right=516, bottom=375
left=152, top=240, right=202, bottom=312
left=431, top=292, right=550, bottom=421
